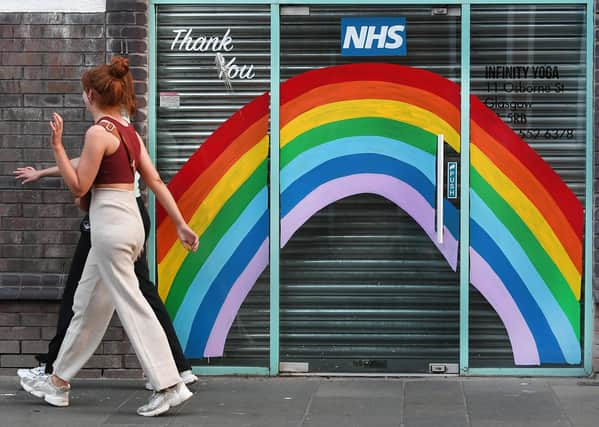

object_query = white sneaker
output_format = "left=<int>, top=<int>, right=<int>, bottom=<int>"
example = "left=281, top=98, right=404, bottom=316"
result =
left=17, top=364, right=46, bottom=380
left=179, top=370, right=198, bottom=385
left=20, top=374, right=70, bottom=407
left=144, top=370, right=198, bottom=391
left=137, top=382, right=193, bottom=417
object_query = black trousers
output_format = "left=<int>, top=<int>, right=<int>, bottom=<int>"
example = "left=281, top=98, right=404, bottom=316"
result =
left=38, top=197, right=191, bottom=374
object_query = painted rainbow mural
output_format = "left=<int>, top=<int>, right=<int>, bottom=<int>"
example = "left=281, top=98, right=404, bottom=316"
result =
left=156, top=93, right=270, bottom=358
left=470, top=95, right=583, bottom=364
left=156, top=63, right=583, bottom=365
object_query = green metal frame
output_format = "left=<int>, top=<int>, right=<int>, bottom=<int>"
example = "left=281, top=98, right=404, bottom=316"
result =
left=583, top=0, right=594, bottom=376
left=192, top=366, right=270, bottom=376
left=148, top=0, right=594, bottom=377
left=459, top=1, right=471, bottom=375
left=148, top=4, right=157, bottom=284
left=269, top=3, right=281, bottom=376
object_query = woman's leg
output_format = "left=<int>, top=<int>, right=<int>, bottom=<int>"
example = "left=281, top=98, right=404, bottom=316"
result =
left=136, top=260, right=192, bottom=372
left=107, top=260, right=180, bottom=389
left=52, top=249, right=116, bottom=382
left=41, top=217, right=92, bottom=373
left=22, top=248, right=116, bottom=407
left=135, top=197, right=191, bottom=372
left=90, top=190, right=180, bottom=391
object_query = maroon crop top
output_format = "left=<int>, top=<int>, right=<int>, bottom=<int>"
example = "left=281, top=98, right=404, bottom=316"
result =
left=93, top=116, right=141, bottom=185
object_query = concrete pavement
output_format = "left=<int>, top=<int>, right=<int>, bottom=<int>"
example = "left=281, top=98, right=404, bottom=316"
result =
left=1, top=375, right=599, bottom=426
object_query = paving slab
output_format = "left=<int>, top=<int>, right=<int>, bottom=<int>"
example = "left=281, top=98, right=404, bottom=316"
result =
left=549, top=380, right=599, bottom=427
left=2, top=379, right=147, bottom=427
left=2, top=375, right=599, bottom=427
left=403, top=380, right=468, bottom=427
left=463, top=378, right=571, bottom=427
left=304, top=379, right=403, bottom=427
left=164, top=377, right=318, bottom=427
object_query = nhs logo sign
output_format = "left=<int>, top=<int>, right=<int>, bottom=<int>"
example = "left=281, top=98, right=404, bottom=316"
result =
left=341, top=17, right=407, bottom=56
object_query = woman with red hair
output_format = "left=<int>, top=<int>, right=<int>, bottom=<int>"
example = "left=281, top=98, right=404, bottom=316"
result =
left=20, top=56, right=199, bottom=417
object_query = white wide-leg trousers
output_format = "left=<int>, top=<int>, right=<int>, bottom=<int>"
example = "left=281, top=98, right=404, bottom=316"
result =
left=53, top=188, right=180, bottom=391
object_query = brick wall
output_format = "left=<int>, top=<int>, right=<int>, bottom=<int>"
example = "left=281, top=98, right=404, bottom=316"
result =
left=0, top=0, right=147, bottom=300
left=0, top=301, right=142, bottom=378
left=0, top=11, right=105, bottom=299
left=0, top=0, right=148, bottom=376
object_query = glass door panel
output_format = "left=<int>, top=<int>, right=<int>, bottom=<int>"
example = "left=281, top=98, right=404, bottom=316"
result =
left=469, top=4, right=586, bottom=368
left=279, top=5, right=461, bottom=373
left=155, top=4, right=271, bottom=367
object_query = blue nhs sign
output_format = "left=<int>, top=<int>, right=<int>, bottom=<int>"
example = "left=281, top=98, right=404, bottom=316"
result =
left=341, top=17, right=407, bottom=56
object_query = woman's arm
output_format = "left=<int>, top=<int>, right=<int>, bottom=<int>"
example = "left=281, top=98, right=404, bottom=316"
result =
left=50, top=113, right=105, bottom=197
left=136, top=135, right=199, bottom=252
left=13, top=158, right=80, bottom=184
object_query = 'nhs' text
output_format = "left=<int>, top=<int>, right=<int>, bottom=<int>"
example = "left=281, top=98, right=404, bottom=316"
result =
left=341, top=17, right=407, bottom=56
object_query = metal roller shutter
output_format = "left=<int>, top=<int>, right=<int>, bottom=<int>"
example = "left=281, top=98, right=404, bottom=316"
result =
left=154, top=3, right=587, bottom=372
left=469, top=4, right=586, bottom=368
left=155, top=4, right=272, bottom=367
left=279, top=5, right=462, bottom=374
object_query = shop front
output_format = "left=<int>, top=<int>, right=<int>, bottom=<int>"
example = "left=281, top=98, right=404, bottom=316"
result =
left=148, top=0, right=594, bottom=376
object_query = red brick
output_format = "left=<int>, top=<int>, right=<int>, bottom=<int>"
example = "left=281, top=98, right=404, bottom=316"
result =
left=0, top=326, right=40, bottom=340
left=43, top=52, right=83, bottom=66
left=85, top=355, right=122, bottom=369
left=0, top=313, right=20, bottom=326
left=104, top=327, right=124, bottom=341
left=74, top=369, right=102, bottom=378
left=21, top=340, right=48, bottom=354
left=41, top=327, right=57, bottom=340
left=1, top=354, right=37, bottom=367
left=0, top=341, right=19, bottom=353
left=124, top=355, right=141, bottom=369
left=0, top=39, right=24, bottom=52
left=103, top=341, right=134, bottom=355
left=103, top=369, right=144, bottom=379
left=12, top=25, right=43, bottom=38
left=21, top=316, right=58, bottom=326
left=0, top=66, right=22, bottom=79
left=0, top=52, right=43, bottom=65
left=0, top=368, right=23, bottom=375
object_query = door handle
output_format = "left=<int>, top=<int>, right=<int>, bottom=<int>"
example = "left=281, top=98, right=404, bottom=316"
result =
left=436, top=134, right=444, bottom=244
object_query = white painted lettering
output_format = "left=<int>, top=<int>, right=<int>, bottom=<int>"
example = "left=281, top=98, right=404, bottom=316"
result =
left=219, top=29, right=234, bottom=52
left=385, top=25, right=405, bottom=49
left=191, top=36, right=208, bottom=51
left=365, top=25, right=388, bottom=49
left=170, top=29, right=188, bottom=51
left=170, top=28, right=255, bottom=87
left=343, top=26, right=367, bottom=49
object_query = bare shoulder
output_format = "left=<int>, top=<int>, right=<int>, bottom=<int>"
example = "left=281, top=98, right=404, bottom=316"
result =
left=85, top=124, right=108, bottom=139
left=83, top=124, right=115, bottom=154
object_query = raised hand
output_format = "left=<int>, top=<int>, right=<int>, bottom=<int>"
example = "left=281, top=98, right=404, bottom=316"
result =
left=49, top=112, right=64, bottom=147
